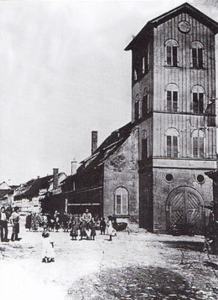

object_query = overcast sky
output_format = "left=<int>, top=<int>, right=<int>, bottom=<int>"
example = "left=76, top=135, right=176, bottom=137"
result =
left=0, top=0, right=217, bottom=185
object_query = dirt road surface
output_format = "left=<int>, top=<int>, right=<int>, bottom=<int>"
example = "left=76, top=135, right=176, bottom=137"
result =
left=0, top=219, right=218, bottom=300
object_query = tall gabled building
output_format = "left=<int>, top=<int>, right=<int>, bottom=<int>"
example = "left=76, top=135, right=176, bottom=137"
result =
left=54, top=3, right=218, bottom=233
left=125, top=2, right=218, bottom=232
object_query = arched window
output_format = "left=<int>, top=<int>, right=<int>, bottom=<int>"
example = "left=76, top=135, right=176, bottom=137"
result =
left=165, top=39, right=178, bottom=67
left=114, top=187, right=129, bottom=215
left=165, top=83, right=179, bottom=112
left=192, top=130, right=205, bottom=158
left=191, top=42, right=204, bottom=68
left=142, top=87, right=149, bottom=118
left=165, top=128, right=179, bottom=158
left=192, top=85, right=204, bottom=113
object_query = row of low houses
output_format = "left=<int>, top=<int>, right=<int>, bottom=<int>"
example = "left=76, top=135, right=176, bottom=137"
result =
left=0, top=169, right=67, bottom=213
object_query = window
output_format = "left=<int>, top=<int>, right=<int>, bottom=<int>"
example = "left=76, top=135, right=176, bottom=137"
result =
left=205, top=101, right=216, bottom=127
left=142, top=130, right=150, bottom=159
left=133, top=69, right=137, bottom=81
left=142, top=44, right=150, bottom=75
left=165, top=128, right=179, bottom=158
left=72, top=181, right=76, bottom=191
left=133, top=51, right=141, bottom=81
left=166, top=174, right=174, bottom=182
left=142, top=87, right=149, bottom=117
left=142, top=138, right=148, bottom=160
left=192, top=85, right=204, bottom=113
left=167, top=136, right=178, bottom=157
left=191, top=42, right=204, bottom=68
left=135, top=94, right=140, bottom=120
left=197, top=175, right=204, bottom=183
left=165, top=40, right=178, bottom=67
left=192, top=130, right=205, bottom=158
left=142, top=57, right=145, bottom=74
left=165, top=83, right=179, bottom=112
left=116, top=195, right=121, bottom=214
left=114, top=187, right=129, bottom=215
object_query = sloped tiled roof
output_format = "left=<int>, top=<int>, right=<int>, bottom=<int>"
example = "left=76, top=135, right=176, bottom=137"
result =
left=61, top=122, right=134, bottom=186
left=0, top=182, right=11, bottom=190
left=79, top=122, right=134, bottom=173
left=0, top=190, right=11, bottom=199
left=14, top=175, right=53, bottom=200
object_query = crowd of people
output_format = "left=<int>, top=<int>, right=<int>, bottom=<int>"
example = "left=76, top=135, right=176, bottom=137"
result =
left=25, top=209, right=117, bottom=241
left=0, top=206, right=117, bottom=263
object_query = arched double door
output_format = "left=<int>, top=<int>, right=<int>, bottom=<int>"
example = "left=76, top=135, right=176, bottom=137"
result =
left=166, top=187, right=205, bottom=234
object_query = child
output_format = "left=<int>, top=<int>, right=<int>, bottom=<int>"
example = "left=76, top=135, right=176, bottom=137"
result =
left=107, top=216, right=116, bottom=241
left=90, top=218, right=96, bottom=240
left=42, top=227, right=55, bottom=263
left=100, top=218, right=106, bottom=235
left=70, top=217, right=79, bottom=240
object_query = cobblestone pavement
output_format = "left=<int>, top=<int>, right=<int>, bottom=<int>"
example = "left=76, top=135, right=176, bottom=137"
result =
left=0, top=220, right=218, bottom=300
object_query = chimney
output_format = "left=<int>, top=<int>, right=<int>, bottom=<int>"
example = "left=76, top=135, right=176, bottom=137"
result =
left=91, top=131, right=98, bottom=155
left=71, top=159, right=77, bottom=175
left=53, top=168, right=59, bottom=190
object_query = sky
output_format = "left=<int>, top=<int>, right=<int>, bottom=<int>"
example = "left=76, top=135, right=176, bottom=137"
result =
left=0, top=0, right=218, bottom=185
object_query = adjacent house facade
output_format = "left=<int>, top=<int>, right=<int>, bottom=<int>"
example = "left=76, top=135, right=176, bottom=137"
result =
left=60, top=124, right=139, bottom=221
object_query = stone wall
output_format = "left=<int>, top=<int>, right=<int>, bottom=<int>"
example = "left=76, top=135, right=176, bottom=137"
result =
left=103, top=129, right=139, bottom=222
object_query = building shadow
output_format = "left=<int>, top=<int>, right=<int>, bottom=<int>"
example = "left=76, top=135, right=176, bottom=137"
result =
left=162, top=240, right=204, bottom=252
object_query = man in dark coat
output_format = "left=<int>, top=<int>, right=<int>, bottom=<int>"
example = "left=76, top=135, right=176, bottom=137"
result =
left=0, top=206, right=9, bottom=242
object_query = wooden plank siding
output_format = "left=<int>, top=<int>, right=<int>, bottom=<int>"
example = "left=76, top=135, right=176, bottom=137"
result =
left=152, top=12, right=216, bottom=160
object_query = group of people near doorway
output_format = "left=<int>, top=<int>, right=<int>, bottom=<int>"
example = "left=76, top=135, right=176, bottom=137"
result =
left=0, top=206, right=21, bottom=242
left=25, top=208, right=117, bottom=242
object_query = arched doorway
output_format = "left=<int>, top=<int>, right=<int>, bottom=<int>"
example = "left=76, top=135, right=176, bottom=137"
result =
left=166, top=187, right=205, bottom=234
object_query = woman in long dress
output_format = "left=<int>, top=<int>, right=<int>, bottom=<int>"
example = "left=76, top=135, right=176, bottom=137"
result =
left=70, top=216, right=79, bottom=240
left=107, top=216, right=116, bottom=241
left=41, top=228, right=55, bottom=263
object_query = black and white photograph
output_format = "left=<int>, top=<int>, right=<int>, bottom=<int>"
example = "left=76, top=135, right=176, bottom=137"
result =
left=1, top=0, right=218, bottom=299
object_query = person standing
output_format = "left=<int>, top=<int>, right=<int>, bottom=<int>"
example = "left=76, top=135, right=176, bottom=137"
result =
left=107, top=216, right=116, bottom=241
left=62, top=212, right=69, bottom=232
left=70, top=216, right=79, bottom=240
left=0, top=206, right=9, bottom=242
left=54, top=211, right=60, bottom=232
left=100, top=218, right=106, bottom=235
left=41, top=227, right=55, bottom=263
left=25, top=212, right=32, bottom=231
left=10, top=207, right=20, bottom=241
left=31, top=212, right=39, bottom=232
left=90, top=218, right=96, bottom=240
left=81, top=209, right=92, bottom=239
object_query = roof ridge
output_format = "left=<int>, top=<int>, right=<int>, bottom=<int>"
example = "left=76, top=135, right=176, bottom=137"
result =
left=125, top=2, right=218, bottom=51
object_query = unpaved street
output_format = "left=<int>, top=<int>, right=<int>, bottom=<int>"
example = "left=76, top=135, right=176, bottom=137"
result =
left=0, top=220, right=218, bottom=300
